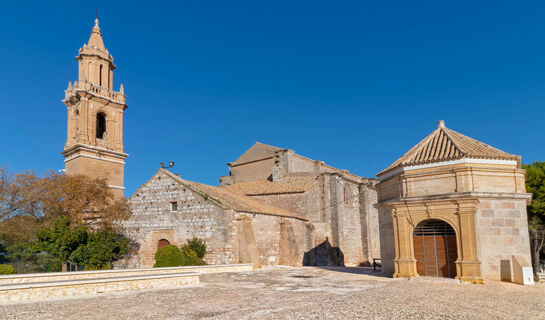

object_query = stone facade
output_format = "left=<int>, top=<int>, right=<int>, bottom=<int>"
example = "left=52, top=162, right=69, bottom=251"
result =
left=62, top=19, right=127, bottom=198
left=123, top=143, right=381, bottom=269
left=222, top=142, right=381, bottom=267
left=376, top=121, right=533, bottom=283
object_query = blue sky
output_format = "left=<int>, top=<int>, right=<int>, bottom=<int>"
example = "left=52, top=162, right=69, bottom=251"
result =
left=1, top=1, right=544, bottom=196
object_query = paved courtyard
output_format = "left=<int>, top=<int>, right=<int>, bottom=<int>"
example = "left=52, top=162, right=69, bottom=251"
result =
left=1, top=266, right=544, bottom=319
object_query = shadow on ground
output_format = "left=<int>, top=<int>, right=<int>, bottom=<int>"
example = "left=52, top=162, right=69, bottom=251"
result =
left=309, top=266, right=391, bottom=278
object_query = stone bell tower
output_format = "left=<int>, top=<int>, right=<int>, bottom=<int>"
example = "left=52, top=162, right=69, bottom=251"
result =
left=62, top=18, right=128, bottom=198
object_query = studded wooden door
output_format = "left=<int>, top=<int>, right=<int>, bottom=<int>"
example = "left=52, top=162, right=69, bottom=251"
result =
left=413, top=220, right=457, bottom=278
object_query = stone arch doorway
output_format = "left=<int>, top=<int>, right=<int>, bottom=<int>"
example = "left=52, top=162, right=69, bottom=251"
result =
left=157, top=239, right=171, bottom=250
left=413, top=219, right=458, bottom=278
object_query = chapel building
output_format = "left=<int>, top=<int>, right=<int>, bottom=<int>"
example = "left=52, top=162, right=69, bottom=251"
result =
left=376, top=121, right=533, bottom=283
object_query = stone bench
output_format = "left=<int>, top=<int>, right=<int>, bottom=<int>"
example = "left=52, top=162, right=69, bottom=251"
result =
left=0, top=272, right=199, bottom=303
left=0, top=263, right=253, bottom=285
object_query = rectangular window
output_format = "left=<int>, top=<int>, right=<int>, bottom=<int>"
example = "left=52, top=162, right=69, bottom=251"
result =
left=170, top=201, right=178, bottom=212
left=344, top=186, right=348, bottom=204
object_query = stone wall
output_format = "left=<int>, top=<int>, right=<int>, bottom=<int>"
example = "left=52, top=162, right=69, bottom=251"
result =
left=475, top=198, right=532, bottom=281
left=120, top=171, right=236, bottom=268
left=0, top=273, right=199, bottom=304
left=0, top=264, right=253, bottom=285
left=236, top=212, right=309, bottom=266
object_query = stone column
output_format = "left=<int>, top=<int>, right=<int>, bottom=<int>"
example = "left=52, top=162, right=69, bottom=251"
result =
left=455, top=200, right=483, bottom=283
left=393, top=208, right=418, bottom=278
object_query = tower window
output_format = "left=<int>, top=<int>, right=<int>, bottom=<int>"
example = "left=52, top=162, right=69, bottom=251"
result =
left=99, top=65, right=103, bottom=86
left=96, top=112, right=106, bottom=139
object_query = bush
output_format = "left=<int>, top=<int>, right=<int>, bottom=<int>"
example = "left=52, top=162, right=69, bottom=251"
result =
left=0, top=264, right=15, bottom=275
left=185, top=237, right=206, bottom=260
left=154, top=245, right=185, bottom=267
left=181, top=246, right=204, bottom=266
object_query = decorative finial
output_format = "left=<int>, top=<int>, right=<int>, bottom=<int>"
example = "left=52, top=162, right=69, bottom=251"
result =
left=119, top=84, right=124, bottom=94
left=437, top=120, right=445, bottom=128
left=94, top=17, right=99, bottom=29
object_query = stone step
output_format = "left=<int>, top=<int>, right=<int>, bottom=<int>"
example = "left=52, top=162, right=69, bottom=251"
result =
left=537, top=273, right=545, bottom=282
left=0, top=272, right=199, bottom=304
left=0, top=263, right=253, bottom=285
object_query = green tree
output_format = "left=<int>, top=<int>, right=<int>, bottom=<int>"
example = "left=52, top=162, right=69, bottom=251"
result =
left=32, top=216, right=129, bottom=270
left=71, top=229, right=129, bottom=270
left=522, top=162, right=545, bottom=277
left=184, top=237, right=206, bottom=260
left=33, top=216, right=88, bottom=263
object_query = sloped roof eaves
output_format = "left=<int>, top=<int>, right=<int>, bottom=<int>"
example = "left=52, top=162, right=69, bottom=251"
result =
left=377, top=126, right=520, bottom=177
left=159, top=169, right=303, bottom=220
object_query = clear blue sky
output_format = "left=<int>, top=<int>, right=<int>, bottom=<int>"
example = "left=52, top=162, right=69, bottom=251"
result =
left=1, top=1, right=544, bottom=196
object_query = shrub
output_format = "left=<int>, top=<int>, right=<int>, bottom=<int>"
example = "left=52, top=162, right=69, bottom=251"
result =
left=185, top=237, right=206, bottom=260
left=0, top=264, right=15, bottom=275
left=154, top=245, right=185, bottom=267
left=181, top=246, right=204, bottom=266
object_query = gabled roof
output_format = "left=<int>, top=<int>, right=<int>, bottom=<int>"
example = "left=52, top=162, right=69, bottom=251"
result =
left=378, top=121, right=520, bottom=176
left=224, top=176, right=318, bottom=196
left=160, top=169, right=305, bottom=220
left=230, top=142, right=281, bottom=166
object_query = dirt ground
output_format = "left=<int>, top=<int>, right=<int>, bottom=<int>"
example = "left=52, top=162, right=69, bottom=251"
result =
left=1, top=266, right=544, bottom=320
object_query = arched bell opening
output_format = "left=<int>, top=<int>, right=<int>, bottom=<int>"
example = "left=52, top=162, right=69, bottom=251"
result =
left=413, top=219, right=458, bottom=278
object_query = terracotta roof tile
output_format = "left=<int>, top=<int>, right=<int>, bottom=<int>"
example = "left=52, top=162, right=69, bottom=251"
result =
left=378, top=122, right=520, bottom=176
left=160, top=169, right=305, bottom=220
left=224, top=176, right=317, bottom=196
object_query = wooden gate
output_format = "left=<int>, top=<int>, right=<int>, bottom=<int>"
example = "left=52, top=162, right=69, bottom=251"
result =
left=413, top=220, right=457, bottom=278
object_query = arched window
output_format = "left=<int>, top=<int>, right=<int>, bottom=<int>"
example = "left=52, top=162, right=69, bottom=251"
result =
left=87, top=62, right=92, bottom=81
left=96, top=112, right=106, bottom=139
left=99, top=65, right=103, bottom=86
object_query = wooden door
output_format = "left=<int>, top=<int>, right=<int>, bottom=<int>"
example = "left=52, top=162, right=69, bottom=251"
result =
left=413, top=220, right=457, bottom=278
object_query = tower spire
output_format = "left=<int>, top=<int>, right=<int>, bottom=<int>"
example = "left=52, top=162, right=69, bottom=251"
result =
left=87, top=16, right=105, bottom=50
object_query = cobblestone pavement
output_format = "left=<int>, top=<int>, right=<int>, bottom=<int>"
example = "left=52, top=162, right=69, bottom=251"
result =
left=1, top=266, right=544, bottom=320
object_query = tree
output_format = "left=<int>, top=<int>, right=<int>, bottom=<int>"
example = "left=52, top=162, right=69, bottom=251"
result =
left=0, top=169, right=131, bottom=229
left=522, top=162, right=545, bottom=277
left=184, top=237, right=207, bottom=260
left=71, top=228, right=129, bottom=270
left=0, top=169, right=132, bottom=272
left=33, top=216, right=129, bottom=270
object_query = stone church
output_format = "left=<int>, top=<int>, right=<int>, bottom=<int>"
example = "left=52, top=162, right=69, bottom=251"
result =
left=61, top=19, right=381, bottom=269
left=61, top=19, right=534, bottom=283
left=120, top=143, right=380, bottom=268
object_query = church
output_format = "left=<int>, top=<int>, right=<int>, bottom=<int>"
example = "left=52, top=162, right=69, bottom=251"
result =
left=61, top=19, right=534, bottom=283
left=61, top=18, right=381, bottom=269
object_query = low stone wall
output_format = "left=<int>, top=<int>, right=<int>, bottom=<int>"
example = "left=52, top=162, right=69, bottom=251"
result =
left=0, top=264, right=253, bottom=285
left=0, top=273, right=199, bottom=304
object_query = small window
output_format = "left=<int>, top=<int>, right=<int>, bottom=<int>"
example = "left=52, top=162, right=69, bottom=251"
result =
left=99, top=65, right=103, bottom=86
left=96, top=112, right=106, bottom=139
left=344, top=186, right=349, bottom=204
left=170, top=201, right=178, bottom=212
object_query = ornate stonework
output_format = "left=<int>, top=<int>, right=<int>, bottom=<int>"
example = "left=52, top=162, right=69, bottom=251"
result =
left=62, top=19, right=127, bottom=197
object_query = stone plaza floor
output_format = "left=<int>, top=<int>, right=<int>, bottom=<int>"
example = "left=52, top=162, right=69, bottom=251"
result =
left=1, top=266, right=544, bottom=319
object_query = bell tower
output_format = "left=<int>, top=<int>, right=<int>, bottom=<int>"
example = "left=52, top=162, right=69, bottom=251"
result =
left=62, top=18, right=128, bottom=198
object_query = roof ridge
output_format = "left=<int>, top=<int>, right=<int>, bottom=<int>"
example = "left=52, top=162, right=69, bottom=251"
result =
left=377, top=122, right=520, bottom=177
left=440, top=127, right=464, bottom=158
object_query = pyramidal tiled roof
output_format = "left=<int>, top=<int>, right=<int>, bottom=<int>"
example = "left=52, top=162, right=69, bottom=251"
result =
left=160, top=169, right=306, bottom=220
left=378, top=121, right=520, bottom=176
